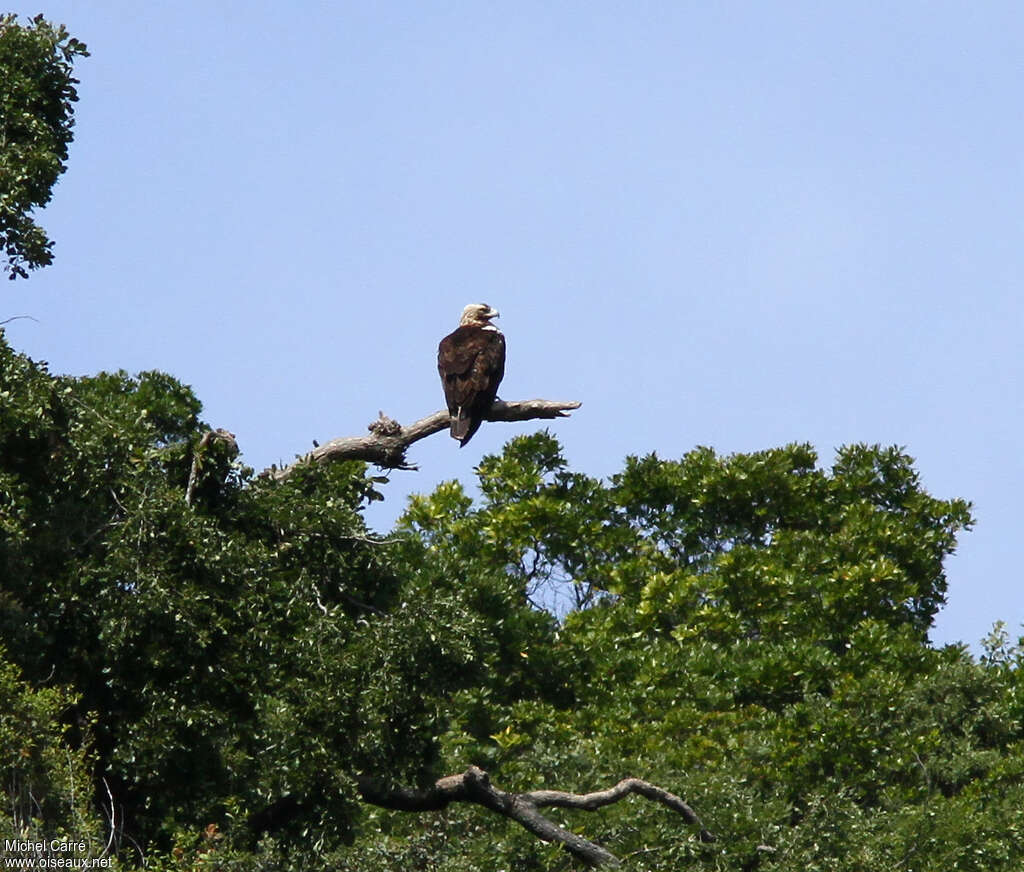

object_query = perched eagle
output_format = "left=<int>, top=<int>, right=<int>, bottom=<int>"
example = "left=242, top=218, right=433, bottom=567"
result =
left=437, top=303, right=506, bottom=446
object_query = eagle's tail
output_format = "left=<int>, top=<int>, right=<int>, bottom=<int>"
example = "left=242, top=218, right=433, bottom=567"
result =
left=450, top=408, right=478, bottom=446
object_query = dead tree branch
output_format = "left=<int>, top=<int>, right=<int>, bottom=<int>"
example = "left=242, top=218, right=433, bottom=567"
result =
left=265, top=399, right=581, bottom=480
left=356, top=765, right=713, bottom=868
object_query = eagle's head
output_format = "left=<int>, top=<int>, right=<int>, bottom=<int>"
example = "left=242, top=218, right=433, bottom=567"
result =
left=459, top=303, right=500, bottom=328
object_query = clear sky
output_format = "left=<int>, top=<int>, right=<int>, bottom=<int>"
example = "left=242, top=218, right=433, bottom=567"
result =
left=5, top=2, right=1022, bottom=650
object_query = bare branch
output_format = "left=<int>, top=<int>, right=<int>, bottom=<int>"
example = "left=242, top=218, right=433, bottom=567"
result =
left=356, top=765, right=712, bottom=868
left=264, top=399, right=581, bottom=481
left=523, top=778, right=716, bottom=843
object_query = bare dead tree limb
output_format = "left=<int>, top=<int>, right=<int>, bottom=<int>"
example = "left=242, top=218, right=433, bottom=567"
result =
left=523, top=778, right=714, bottom=840
left=264, top=399, right=581, bottom=480
left=356, top=765, right=713, bottom=868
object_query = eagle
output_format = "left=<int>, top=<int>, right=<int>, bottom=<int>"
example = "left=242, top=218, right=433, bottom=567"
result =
left=437, top=303, right=506, bottom=446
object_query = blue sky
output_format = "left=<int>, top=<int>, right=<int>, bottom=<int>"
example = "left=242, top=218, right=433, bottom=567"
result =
left=5, top=2, right=1022, bottom=650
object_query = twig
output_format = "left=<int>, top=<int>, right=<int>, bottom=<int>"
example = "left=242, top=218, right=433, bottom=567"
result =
left=101, top=777, right=116, bottom=857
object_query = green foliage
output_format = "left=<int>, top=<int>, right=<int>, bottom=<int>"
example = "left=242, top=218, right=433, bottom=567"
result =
left=3, top=330, right=1021, bottom=870
left=0, top=14, right=88, bottom=279
left=0, top=648, right=113, bottom=860
left=378, top=434, right=1022, bottom=871
left=0, top=331, right=562, bottom=865
left=404, top=433, right=972, bottom=654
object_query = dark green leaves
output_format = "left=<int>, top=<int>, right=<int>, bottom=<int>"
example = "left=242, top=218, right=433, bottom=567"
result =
left=0, top=15, right=88, bottom=279
left=3, top=327, right=1018, bottom=871
left=376, top=433, right=1018, bottom=871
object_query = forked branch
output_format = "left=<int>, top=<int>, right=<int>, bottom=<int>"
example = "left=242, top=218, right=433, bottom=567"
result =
left=265, top=399, right=581, bottom=479
left=356, top=765, right=713, bottom=868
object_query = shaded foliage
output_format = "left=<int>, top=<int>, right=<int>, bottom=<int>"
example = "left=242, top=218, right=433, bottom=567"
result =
left=0, top=332, right=565, bottom=862
left=0, top=649, right=110, bottom=855
left=2, top=335, right=1021, bottom=870
left=0, top=14, right=88, bottom=279
left=5, top=18, right=1021, bottom=870
left=367, top=435, right=1022, bottom=871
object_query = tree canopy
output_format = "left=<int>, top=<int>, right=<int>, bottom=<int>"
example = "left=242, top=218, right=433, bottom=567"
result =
left=0, top=14, right=87, bottom=279
left=2, top=327, right=1023, bottom=870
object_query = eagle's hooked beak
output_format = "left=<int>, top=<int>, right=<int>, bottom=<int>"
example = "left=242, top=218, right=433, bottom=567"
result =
left=485, top=307, right=500, bottom=319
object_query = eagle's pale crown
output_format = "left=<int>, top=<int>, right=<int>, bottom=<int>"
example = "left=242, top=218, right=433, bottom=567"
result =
left=458, top=303, right=500, bottom=327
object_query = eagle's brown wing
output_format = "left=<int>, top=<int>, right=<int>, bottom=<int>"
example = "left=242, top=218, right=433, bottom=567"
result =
left=438, top=326, right=505, bottom=445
